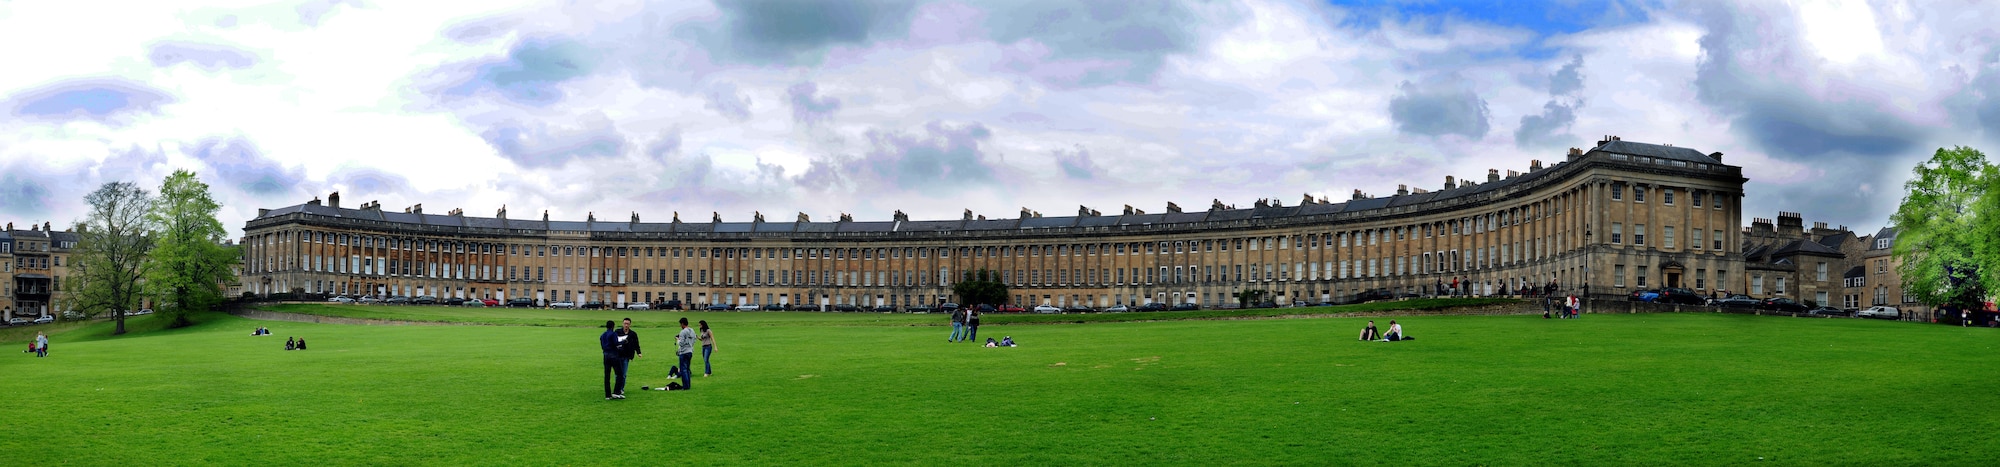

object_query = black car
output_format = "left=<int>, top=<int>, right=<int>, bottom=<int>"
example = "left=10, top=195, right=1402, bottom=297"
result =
left=581, top=301, right=607, bottom=310
left=1063, top=305, right=1094, bottom=313
left=1354, top=289, right=1394, bottom=303
left=1711, top=294, right=1761, bottom=308
left=412, top=296, right=438, bottom=305
left=763, top=304, right=787, bottom=311
left=444, top=297, right=468, bottom=306
left=1807, top=306, right=1848, bottom=317
left=1655, top=287, right=1706, bottom=305
left=833, top=304, right=860, bottom=312
left=1136, top=303, right=1170, bottom=312
left=661, top=300, right=684, bottom=310
left=1759, top=298, right=1809, bottom=313
left=507, top=298, right=535, bottom=308
left=938, top=303, right=961, bottom=314
left=873, top=305, right=896, bottom=312
left=1169, top=303, right=1200, bottom=311
left=384, top=296, right=411, bottom=305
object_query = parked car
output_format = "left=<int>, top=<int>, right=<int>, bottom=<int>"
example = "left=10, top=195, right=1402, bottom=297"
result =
left=833, top=304, right=860, bottom=312
left=384, top=296, right=411, bottom=305
left=997, top=304, right=1026, bottom=313
left=1628, top=289, right=1661, bottom=302
left=358, top=296, right=382, bottom=304
left=1655, top=287, right=1705, bottom=305
left=873, top=305, right=896, bottom=312
left=32, top=316, right=54, bottom=324
left=764, top=304, right=787, bottom=311
left=479, top=298, right=500, bottom=307
left=508, top=298, right=535, bottom=308
left=550, top=301, right=578, bottom=309
left=444, top=297, right=468, bottom=306
left=938, top=303, right=960, bottom=313
left=581, top=301, right=607, bottom=310
left=661, top=300, right=684, bottom=310
left=704, top=304, right=731, bottom=311
left=1032, top=305, right=1062, bottom=314
left=1711, top=294, right=1761, bottom=308
left=1170, top=303, right=1200, bottom=311
left=732, top=304, right=757, bottom=311
left=461, top=299, right=486, bottom=307
left=1137, top=303, right=1170, bottom=312
left=412, top=296, right=438, bottom=305
left=1857, top=306, right=1901, bottom=319
left=1354, top=289, right=1395, bottom=303
left=61, top=311, right=85, bottom=320
left=906, top=305, right=934, bottom=313
left=624, top=302, right=651, bottom=310
left=975, top=304, right=997, bottom=313
left=133, top=308, right=153, bottom=315
left=1807, top=306, right=1848, bottom=317
left=1759, top=297, right=1809, bottom=313
left=1063, top=305, right=1094, bottom=313
left=6, top=317, right=29, bottom=326
left=328, top=296, right=355, bottom=303
left=1104, top=305, right=1130, bottom=312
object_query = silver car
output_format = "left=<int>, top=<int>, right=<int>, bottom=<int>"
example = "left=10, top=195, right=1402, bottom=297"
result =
left=625, top=303, right=651, bottom=310
left=1103, top=305, right=1130, bottom=312
left=1857, top=306, right=1900, bottom=319
left=550, top=301, right=577, bottom=309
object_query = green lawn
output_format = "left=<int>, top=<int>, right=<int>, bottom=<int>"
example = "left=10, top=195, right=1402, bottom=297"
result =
left=2, top=309, right=1994, bottom=464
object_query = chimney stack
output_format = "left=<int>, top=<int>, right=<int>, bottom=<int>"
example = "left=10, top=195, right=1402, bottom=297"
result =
left=1487, top=169, right=1500, bottom=183
left=328, top=191, right=340, bottom=208
left=894, top=210, right=909, bottom=222
left=1709, top=151, right=1724, bottom=163
left=1396, top=184, right=1409, bottom=196
left=1530, top=159, right=1543, bottom=171
left=1444, top=176, right=1457, bottom=190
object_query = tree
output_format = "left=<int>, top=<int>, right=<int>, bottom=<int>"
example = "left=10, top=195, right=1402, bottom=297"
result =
left=1233, top=289, right=1269, bottom=309
left=142, top=170, right=238, bottom=328
left=1890, top=146, right=1991, bottom=310
left=951, top=269, right=1009, bottom=306
left=72, top=182, right=156, bottom=335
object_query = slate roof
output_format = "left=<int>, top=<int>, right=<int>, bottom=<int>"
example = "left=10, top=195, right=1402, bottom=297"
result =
left=1593, top=140, right=1721, bottom=164
left=1816, top=230, right=1854, bottom=249
left=244, top=139, right=1732, bottom=235
left=1772, top=238, right=1843, bottom=257
left=1844, top=266, right=1865, bottom=279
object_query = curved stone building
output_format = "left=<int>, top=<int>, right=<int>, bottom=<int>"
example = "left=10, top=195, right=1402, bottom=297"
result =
left=240, top=137, right=1747, bottom=309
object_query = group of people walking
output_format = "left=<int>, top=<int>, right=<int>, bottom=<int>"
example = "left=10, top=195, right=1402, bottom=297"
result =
left=599, top=317, right=715, bottom=400
left=948, top=307, right=982, bottom=343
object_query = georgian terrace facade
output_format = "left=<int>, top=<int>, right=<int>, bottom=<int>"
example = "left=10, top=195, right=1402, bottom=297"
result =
left=240, top=138, right=1748, bottom=309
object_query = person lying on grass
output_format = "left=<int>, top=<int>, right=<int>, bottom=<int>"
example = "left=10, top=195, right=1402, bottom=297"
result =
left=1000, top=336, right=1016, bottom=347
left=985, top=338, right=998, bottom=347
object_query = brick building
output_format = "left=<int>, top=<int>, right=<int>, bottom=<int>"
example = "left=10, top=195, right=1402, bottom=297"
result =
left=4, top=222, right=77, bottom=321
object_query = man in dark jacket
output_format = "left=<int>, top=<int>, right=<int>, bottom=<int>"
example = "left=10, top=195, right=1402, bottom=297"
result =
left=949, top=308, right=965, bottom=342
left=600, top=318, right=642, bottom=399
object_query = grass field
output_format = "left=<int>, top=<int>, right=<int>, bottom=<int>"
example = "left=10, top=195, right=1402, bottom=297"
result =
left=2, top=307, right=1995, bottom=465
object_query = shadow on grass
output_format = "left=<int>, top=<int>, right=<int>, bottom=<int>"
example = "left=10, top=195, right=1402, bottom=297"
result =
left=0, top=311, right=235, bottom=345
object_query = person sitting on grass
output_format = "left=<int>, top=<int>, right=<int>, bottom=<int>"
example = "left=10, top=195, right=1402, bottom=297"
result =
left=286, top=337, right=296, bottom=351
left=297, top=338, right=307, bottom=350
left=1000, top=336, right=1016, bottom=347
left=985, top=338, right=998, bottom=347
left=1359, top=320, right=1380, bottom=341
left=1380, top=320, right=1414, bottom=342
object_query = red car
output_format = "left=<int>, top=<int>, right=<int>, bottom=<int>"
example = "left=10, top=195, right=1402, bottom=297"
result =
left=997, top=304, right=1026, bottom=313
left=480, top=298, right=501, bottom=307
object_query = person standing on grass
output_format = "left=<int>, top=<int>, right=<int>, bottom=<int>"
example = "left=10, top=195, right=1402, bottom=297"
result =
left=698, top=320, right=716, bottom=377
left=675, top=317, right=696, bottom=390
left=949, top=307, right=965, bottom=342
left=965, top=307, right=982, bottom=343
left=34, top=332, right=48, bottom=357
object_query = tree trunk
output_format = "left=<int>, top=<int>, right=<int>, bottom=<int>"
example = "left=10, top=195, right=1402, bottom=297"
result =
left=113, top=313, right=126, bottom=335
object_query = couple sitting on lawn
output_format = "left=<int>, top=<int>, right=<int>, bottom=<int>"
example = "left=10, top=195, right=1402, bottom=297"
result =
left=1358, top=320, right=1414, bottom=342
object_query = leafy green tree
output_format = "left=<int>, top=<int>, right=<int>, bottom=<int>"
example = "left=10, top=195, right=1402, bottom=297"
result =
left=951, top=269, right=1009, bottom=306
left=142, top=170, right=239, bottom=328
left=73, top=182, right=157, bottom=335
left=1891, top=146, right=1990, bottom=309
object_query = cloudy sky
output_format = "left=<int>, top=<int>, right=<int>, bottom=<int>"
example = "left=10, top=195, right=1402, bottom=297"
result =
left=4, top=0, right=1999, bottom=237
